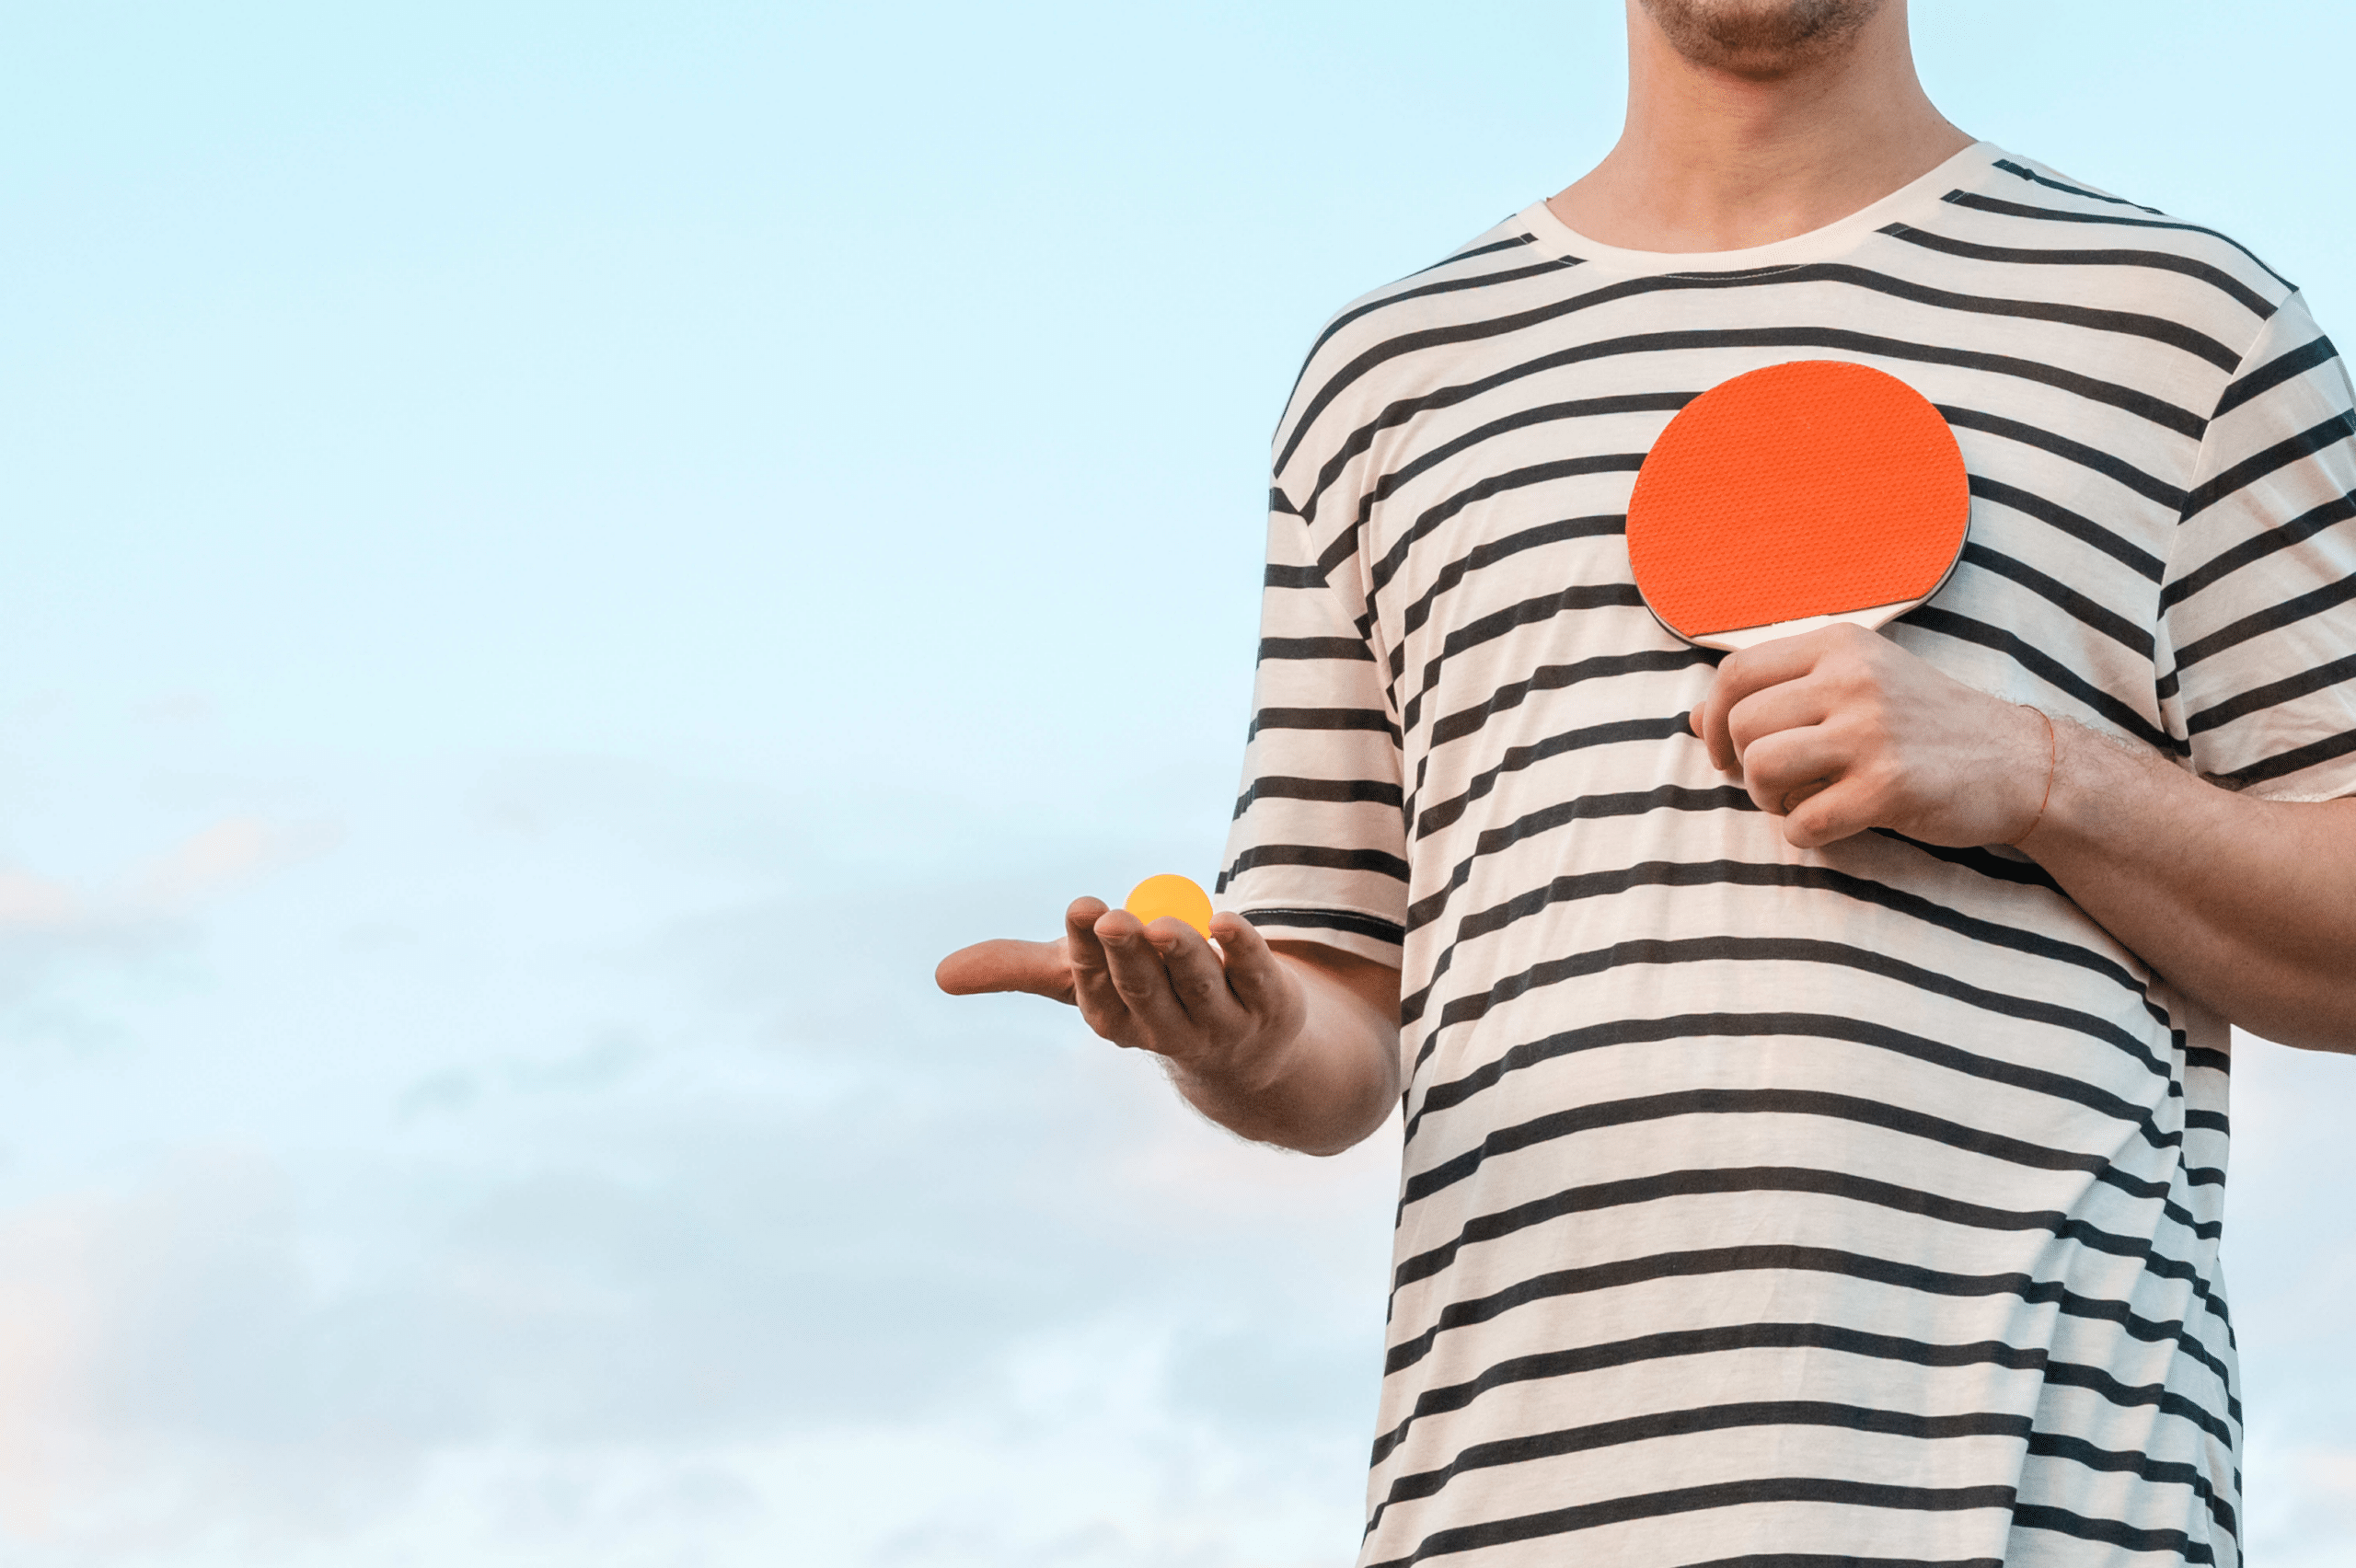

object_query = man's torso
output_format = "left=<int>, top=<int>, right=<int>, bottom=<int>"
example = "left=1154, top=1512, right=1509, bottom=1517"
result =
left=1220, top=144, right=2356, bottom=1565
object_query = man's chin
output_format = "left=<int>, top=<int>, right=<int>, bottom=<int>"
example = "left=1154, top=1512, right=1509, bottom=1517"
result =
left=1637, top=0, right=1886, bottom=75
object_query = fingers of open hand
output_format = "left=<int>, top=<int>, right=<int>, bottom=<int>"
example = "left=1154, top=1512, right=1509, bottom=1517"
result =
left=1210, top=913, right=1287, bottom=1018
left=1063, top=902, right=1290, bottom=1059
left=1065, top=897, right=1133, bottom=1041
left=953, top=902, right=1302, bottom=1057
left=1094, top=908, right=1196, bottom=1046
left=1149, top=920, right=1248, bottom=1037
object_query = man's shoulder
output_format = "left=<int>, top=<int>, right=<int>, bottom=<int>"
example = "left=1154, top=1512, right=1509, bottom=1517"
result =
left=1270, top=213, right=1571, bottom=484
left=1944, top=150, right=2298, bottom=316
left=1303, top=213, right=1563, bottom=356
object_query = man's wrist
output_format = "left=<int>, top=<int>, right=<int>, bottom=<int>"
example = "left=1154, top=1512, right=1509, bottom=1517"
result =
left=2014, top=715, right=2189, bottom=859
left=1165, top=1015, right=1303, bottom=1105
left=2008, top=703, right=2059, bottom=848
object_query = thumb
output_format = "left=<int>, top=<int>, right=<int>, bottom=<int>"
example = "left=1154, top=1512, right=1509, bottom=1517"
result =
left=935, top=938, right=1077, bottom=1003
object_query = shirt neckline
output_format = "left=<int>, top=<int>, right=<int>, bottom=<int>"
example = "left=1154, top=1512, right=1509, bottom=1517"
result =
left=1519, top=140, right=2004, bottom=277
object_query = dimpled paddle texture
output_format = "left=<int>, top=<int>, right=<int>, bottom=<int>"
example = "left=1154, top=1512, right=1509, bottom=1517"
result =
left=1625, top=360, right=1969, bottom=640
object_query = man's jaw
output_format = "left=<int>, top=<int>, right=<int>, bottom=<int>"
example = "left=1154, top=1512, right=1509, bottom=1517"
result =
left=1634, top=0, right=1888, bottom=79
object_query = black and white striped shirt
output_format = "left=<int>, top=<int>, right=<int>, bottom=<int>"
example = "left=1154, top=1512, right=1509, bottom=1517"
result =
left=1216, top=143, right=2356, bottom=1566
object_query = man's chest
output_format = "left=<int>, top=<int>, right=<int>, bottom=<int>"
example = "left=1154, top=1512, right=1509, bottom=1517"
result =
left=1347, top=323, right=2203, bottom=777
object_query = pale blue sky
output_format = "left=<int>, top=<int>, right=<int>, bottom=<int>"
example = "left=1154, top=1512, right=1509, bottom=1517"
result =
left=0, top=3, right=2350, bottom=1562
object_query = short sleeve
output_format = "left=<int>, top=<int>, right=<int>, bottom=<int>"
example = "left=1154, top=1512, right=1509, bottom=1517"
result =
left=2159, top=291, right=2356, bottom=801
left=1213, top=494, right=1411, bottom=967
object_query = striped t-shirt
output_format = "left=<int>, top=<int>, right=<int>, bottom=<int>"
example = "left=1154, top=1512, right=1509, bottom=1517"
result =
left=1216, top=143, right=2356, bottom=1566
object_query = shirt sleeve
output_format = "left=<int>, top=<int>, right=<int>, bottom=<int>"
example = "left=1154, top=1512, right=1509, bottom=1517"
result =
left=2158, top=289, right=2356, bottom=801
left=1213, top=488, right=1411, bottom=967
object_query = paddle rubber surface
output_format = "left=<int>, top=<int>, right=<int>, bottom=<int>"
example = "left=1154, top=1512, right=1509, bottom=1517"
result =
left=1625, top=360, right=1970, bottom=645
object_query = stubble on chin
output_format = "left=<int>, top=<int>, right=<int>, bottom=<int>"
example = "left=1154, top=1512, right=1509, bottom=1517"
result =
left=1636, top=0, right=1886, bottom=75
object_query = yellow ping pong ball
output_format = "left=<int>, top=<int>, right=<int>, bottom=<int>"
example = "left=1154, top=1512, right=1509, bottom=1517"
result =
left=1124, top=874, right=1215, bottom=938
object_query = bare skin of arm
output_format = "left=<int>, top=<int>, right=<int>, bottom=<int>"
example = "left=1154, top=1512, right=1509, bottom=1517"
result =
left=936, top=904, right=1402, bottom=1156
left=1693, top=623, right=2356, bottom=1054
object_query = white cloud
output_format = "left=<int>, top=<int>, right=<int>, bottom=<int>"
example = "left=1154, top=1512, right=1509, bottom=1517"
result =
left=129, top=817, right=335, bottom=915
left=0, top=870, right=77, bottom=932
left=0, top=1073, right=1391, bottom=1566
left=0, top=1150, right=371, bottom=1551
left=0, top=815, right=332, bottom=949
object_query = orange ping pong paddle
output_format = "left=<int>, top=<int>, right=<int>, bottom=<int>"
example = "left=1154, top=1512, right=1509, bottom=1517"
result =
left=1625, top=360, right=1970, bottom=652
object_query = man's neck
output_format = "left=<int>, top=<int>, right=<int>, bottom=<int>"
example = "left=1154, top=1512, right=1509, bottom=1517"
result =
left=1549, top=2, right=1971, bottom=254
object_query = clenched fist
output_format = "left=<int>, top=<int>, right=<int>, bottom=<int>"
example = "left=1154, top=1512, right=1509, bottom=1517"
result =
left=1690, top=623, right=2051, bottom=849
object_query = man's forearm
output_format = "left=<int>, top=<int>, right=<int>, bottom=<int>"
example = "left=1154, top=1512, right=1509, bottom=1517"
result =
left=2023, top=720, right=2356, bottom=1052
left=1164, top=944, right=1402, bottom=1156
